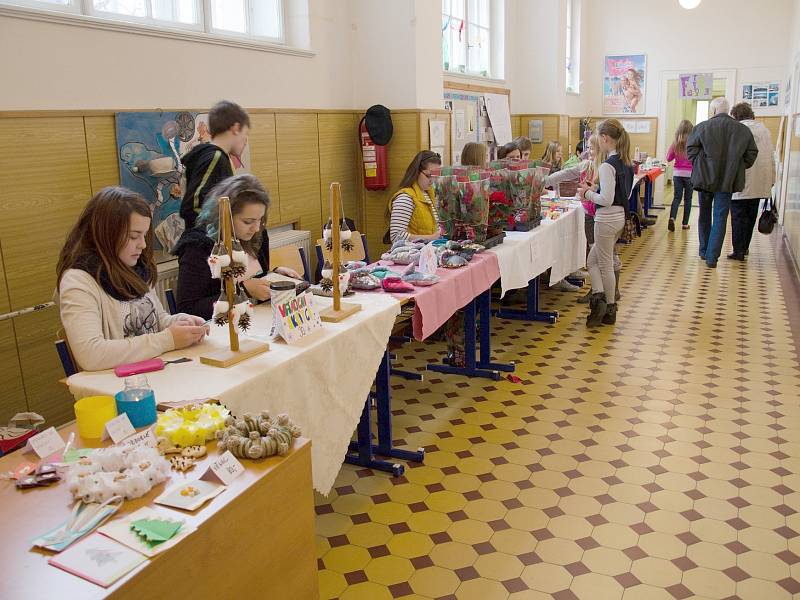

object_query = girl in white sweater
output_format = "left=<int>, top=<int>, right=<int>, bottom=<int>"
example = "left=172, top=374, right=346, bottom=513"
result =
left=56, top=187, right=208, bottom=371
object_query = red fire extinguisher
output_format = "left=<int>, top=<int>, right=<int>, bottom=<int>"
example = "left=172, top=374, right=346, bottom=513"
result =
left=360, top=105, right=392, bottom=191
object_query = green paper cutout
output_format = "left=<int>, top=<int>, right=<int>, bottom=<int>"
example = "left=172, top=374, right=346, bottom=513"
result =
left=130, top=518, right=183, bottom=547
left=63, top=448, right=94, bottom=463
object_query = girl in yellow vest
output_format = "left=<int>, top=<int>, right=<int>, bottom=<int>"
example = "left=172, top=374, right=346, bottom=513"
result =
left=387, top=151, right=442, bottom=243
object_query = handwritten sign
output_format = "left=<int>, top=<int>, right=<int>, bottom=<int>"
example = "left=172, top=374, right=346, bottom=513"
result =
left=272, top=291, right=322, bottom=344
left=201, top=451, right=245, bottom=486
left=23, top=427, right=65, bottom=459
left=102, top=413, right=136, bottom=444
left=120, top=427, right=157, bottom=449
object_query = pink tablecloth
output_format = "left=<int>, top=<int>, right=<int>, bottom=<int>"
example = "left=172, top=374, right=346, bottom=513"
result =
left=367, top=251, right=501, bottom=341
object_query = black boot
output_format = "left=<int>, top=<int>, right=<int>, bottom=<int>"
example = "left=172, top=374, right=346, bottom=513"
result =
left=586, top=293, right=607, bottom=327
left=614, top=270, right=621, bottom=302
left=577, top=289, right=592, bottom=304
left=602, top=303, right=617, bottom=325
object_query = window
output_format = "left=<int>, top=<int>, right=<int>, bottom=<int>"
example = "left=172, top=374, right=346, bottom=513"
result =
left=442, top=0, right=492, bottom=78
left=1, top=0, right=284, bottom=42
left=565, top=0, right=580, bottom=93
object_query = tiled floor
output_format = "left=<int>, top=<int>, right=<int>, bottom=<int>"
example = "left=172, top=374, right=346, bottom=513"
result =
left=315, top=210, right=800, bottom=600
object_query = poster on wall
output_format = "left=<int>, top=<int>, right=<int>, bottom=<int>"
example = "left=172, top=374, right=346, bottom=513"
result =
left=115, top=111, right=251, bottom=258
left=742, top=82, right=780, bottom=109
left=603, top=54, right=646, bottom=114
left=679, top=73, right=713, bottom=100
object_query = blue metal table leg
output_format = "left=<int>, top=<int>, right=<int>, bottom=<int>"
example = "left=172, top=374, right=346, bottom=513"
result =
left=494, top=276, right=559, bottom=323
left=347, top=350, right=425, bottom=471
left=427, top=298, right=502, bottom=380
left=476, top=290, right=515, bottom=373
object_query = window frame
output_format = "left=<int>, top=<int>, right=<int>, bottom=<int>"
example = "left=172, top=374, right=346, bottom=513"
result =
left=565, top=0, right=581, bottom=95
left=442, top=0, right=495, bottom=79
left=0, top=0, right=292, bottom=49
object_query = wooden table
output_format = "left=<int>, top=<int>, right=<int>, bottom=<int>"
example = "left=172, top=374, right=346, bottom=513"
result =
left=0, top=425, right=319, bottom=599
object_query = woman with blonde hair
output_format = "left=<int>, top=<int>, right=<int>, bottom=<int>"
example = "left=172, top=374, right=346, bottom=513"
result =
left=541, top=140, right=564, bottom=173
left=577, top=119, right=634, bottom=327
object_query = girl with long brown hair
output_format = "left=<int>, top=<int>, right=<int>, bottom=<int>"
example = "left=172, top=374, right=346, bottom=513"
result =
left=387, top=150, right=442, bottom=243
left=666, top=120, right=694, bottom=231
left=173, top=174, right=300, bottom=319
left=56, top=187, right=208, bottom=371
left=577, top=119, right=634, bottom=327
left=541, top=140, right=564, bottom=173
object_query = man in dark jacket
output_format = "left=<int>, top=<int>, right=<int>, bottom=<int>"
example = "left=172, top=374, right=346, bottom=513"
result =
left=687, top=97, right=758, bottom=268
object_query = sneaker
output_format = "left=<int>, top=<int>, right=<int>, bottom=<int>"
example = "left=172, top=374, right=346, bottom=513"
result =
left=577, top=289, right=592, bottom=304
left=586, top=293, right=607, bottom=327
left=602, top=303, right=617, bottom=325
left=570, top=269, right=590, bottom=279
left=552, top=279, right=581, bottom=292
left=682, top=224, right=690, bottom=230
left=668, top=218, right=675, bottom=232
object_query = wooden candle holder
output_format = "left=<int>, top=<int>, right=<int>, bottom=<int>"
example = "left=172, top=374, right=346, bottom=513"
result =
left=320, top=183, right=361, bottom=323
left=200, top=196, right=269, bottom=367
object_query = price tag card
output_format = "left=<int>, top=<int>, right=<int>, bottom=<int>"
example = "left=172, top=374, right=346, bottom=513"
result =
left=23, top=427, right=64, bottom=459
left=201, top=451, right=245, bottom=486
left=102, top=413, right=136, bottom=444
left=120, top=427, right=156, bottom=449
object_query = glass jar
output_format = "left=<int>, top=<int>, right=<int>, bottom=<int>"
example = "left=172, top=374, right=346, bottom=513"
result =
left=115, top=375, right=157, bottom=428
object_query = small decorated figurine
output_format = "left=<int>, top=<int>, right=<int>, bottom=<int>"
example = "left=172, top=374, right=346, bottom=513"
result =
left=216, top=412, right=302, bottom=460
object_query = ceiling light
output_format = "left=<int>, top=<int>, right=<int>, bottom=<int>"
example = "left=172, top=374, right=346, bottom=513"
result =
left=679, top=0, right=702, bottom=9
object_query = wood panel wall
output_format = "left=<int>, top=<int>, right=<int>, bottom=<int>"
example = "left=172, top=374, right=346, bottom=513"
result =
left=514, top=115, right=565, bottom=161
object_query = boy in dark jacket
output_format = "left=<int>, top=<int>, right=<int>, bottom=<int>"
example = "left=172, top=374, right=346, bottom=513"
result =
left=687, top=97, right=758, bottom=268
left=180, top=100, right=250, bottom=229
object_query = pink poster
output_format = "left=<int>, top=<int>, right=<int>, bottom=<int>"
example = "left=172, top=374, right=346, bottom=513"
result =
left=603, top=55, right=646, bottom=115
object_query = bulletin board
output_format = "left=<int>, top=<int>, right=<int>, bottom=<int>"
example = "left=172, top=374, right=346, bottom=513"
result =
left=444, top=83, right=510, bottom=165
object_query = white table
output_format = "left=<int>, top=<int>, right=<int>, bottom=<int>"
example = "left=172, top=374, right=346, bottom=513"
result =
left=489, top=204, right=587, bottom=297
left=68, top=293, right=401, bottom=495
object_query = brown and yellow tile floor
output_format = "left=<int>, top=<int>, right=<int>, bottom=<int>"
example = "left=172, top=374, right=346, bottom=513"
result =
left=315, top=213, right=800, bottom=600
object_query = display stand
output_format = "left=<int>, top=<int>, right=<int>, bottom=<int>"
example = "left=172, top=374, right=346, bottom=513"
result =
left=200, top=196, right=269, bottom=367
left=320, top=183, right=361, bottom=322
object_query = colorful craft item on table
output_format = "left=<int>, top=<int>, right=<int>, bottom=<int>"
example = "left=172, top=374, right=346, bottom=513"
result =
left=401, top=265, right=439, bottom=286
left=0, top=412, right=44, bottom=455
left=381, top=276, right=415, bottom=293
left=130, top=518, right=183, bottom=547
left=344, top=260, right=368, bottom=271
left=216, top=411, right=301, bottom=460
left=349, top=271, right=382, bottom=290
left=438, top=251, right=469, bottom=269
left=66, top=445, right=170, bottom=503
left=32, top=496, right=124, bottom=552
left=323, top=217, right=355, bottom=252
left=155, top=403, right=230, bottom=447
left=16, top=463, right=62, bottom=489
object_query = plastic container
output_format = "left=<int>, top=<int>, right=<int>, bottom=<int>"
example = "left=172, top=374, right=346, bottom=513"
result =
left=74, top=395, right=117, bottom=439
left=270, top=280, right=297, bottom=308
left=114, top=375, right=157, bottom=428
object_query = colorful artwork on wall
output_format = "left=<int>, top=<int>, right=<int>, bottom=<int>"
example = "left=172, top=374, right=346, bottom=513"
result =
left=603, top=54, right=647, bottom=115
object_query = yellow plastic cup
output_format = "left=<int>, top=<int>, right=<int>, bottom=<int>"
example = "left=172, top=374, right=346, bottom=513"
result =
left=74, top=395, right=117, bottom=439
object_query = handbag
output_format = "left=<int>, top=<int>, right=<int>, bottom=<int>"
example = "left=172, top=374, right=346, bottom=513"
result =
left=758, top=196, right=778, bottom=235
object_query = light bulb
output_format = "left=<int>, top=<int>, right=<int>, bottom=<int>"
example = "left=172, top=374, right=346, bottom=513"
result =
left=679, top=0, right=701, bottom=9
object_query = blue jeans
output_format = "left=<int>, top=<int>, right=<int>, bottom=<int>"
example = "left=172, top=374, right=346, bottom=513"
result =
left=670, top=177, right=693, bottom=225
left=698, top=191, right=732, bottom=265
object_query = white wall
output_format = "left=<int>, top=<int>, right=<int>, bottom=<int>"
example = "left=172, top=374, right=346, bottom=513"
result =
left=582, top=0, right=794, bottom=117
left=505, top=0, right=587, bottom=116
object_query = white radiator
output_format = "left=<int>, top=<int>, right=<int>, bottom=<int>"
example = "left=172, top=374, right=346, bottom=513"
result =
left=269, top=228, right=312, bottom=258
left=156, top=229, right=311, bottom=308
left=156, top=259, right=179, bottom=309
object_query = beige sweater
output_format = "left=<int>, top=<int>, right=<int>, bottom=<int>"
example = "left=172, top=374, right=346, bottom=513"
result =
left=57, top=268, right=183, bottom=372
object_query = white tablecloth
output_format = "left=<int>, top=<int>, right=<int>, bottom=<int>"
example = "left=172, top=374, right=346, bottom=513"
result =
left=489, top=205, right=587, bottom=297
left=67, top=293, right=401, bottom=495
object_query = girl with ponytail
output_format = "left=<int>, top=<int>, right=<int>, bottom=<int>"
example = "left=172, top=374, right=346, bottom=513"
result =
left=576, top=119, right=634, bottom=327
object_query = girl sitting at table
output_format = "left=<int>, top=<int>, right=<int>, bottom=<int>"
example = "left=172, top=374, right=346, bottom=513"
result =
left=541, top=140, right=564, bottom=174
left=56, top=187, right=208, bottom=371
left=513, top=137, right=533, bottom=160
left=173, top=174, right=300, bottom=319
left=387, top=150, right=442, bottom=243
left=497, top=142, right=521, bottom=160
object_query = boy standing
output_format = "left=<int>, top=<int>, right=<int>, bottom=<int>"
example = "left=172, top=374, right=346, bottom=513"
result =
left=180, top=100, right=250, bottom=229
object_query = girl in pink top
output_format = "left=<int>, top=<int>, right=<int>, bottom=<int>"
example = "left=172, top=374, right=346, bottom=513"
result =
left=666, top=120, right=694, bottom=231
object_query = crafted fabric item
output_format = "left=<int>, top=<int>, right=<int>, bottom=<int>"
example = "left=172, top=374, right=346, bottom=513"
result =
left=350, top=271, right=382, bottom=290
left=401, top=265, right=439, bottom=286
left=364, top=104, right=393, bottom=146
left=32, top=496, right=124, bottom=552
left=0, top=412, right=44, bottom=454
left=381, top=277, right=415, bottom=293
left=324, top=218, right=355, bottom=252
left=368, top=266, right=400, bottom=280
left=66, top=445, right=170, bottom=503
left=344, top=261, right=367, bottom=271
left=216, top=411, right=301, bottom=460
left=156, top=403, right=230, bottom=447
left=439, top=251, right=468, bottom=269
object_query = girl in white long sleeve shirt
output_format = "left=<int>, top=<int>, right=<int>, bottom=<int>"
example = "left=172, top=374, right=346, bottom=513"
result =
left=577, top=120, right=634, bottom=327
